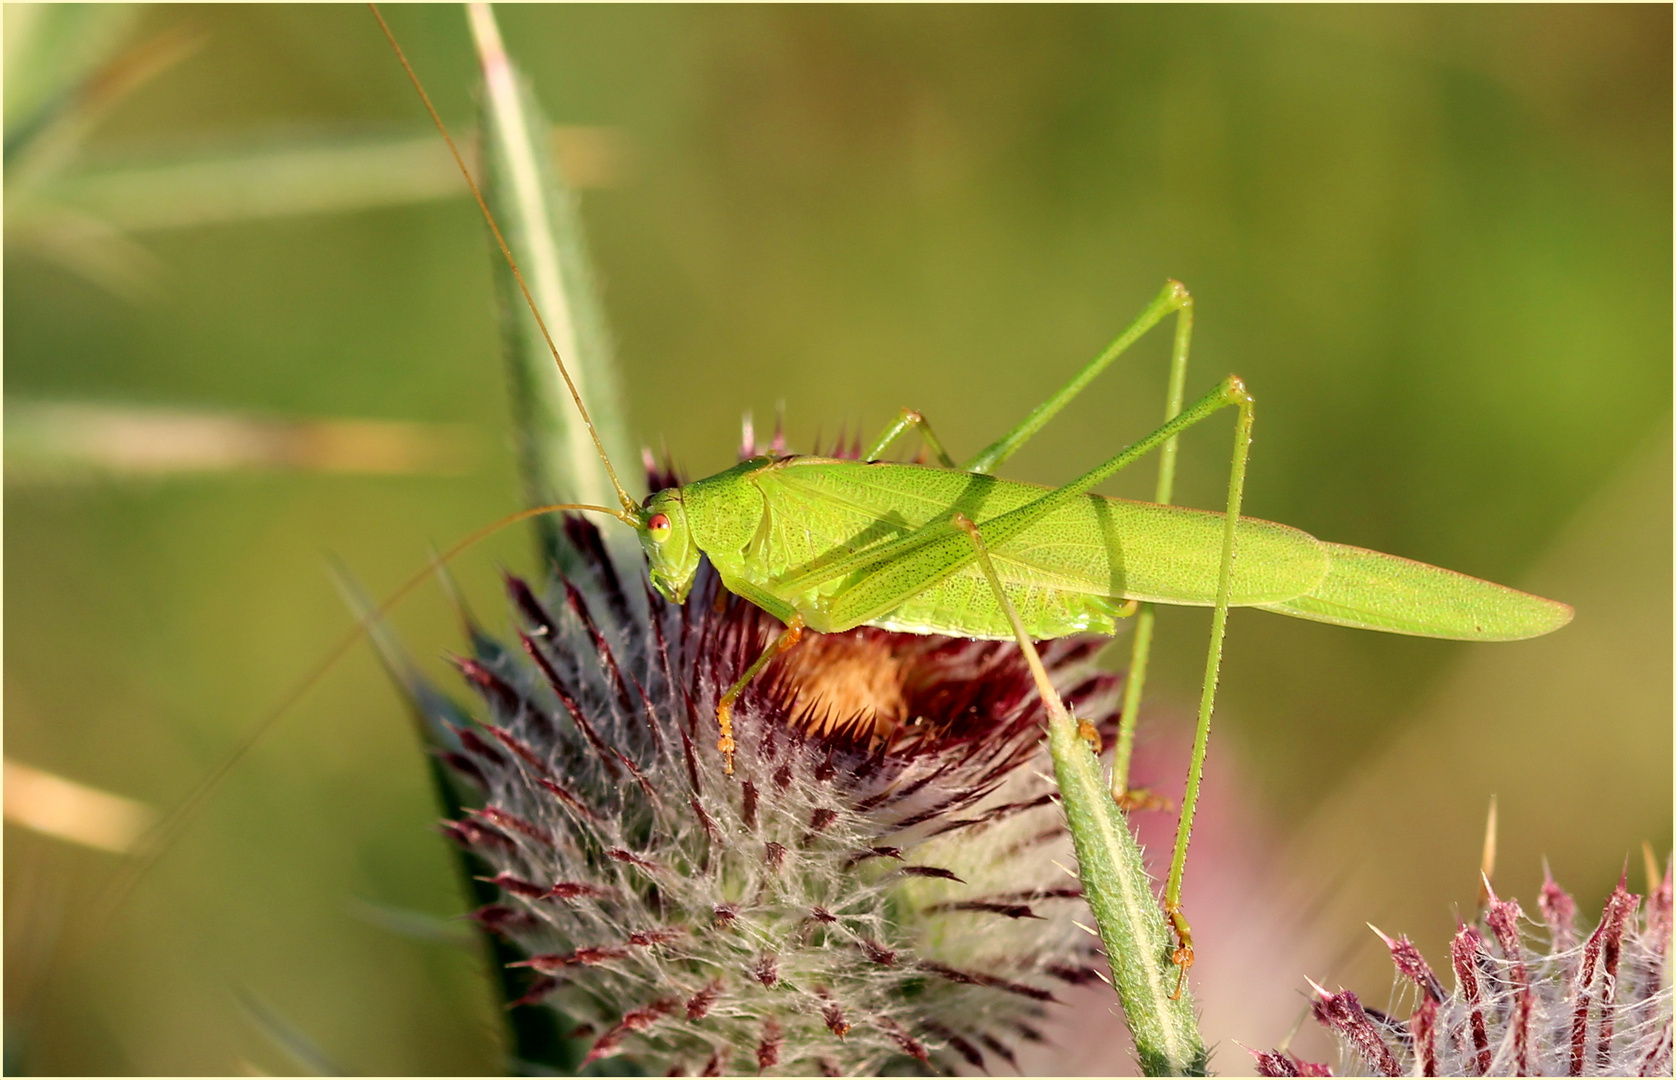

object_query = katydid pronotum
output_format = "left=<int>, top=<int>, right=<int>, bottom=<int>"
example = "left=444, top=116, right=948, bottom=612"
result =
left=361, top=7, right=1575, bottom=992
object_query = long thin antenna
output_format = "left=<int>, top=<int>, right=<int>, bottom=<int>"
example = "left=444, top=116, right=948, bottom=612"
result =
left=81, top=501, right=632, bottom=957
left=369, top=3, right=639, bottom=518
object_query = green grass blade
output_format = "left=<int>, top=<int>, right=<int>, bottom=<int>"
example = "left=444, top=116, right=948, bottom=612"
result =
left=3, top=5, right=140, bottom=161
left=33, top=127, right=617, bottom=233
left=345, top=897, right=477, bottom=949
left=468, top=3, right=639, bottom=570
left=39, top=133, right=469, bottom=230
left=235, top=988, right=346, bottom=1076
left=1048, top=714, right=1209, bottom=1076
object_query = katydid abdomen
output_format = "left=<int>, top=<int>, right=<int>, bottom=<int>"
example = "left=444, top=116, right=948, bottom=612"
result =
left=677, top=456, right=1570, bottom=643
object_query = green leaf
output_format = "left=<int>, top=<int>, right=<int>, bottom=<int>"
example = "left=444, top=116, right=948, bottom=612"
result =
left=468, top=3, right=639, bottom=572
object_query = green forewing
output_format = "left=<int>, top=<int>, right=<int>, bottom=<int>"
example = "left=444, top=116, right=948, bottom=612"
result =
left=693, top=459, right=1331, bottom=639
left=1255, top=542, right=1574, bottom=641
left=680, top=459, right=1572, bottom=643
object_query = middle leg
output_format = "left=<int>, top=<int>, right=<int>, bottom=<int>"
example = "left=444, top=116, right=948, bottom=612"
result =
left=862, top=408, right=956, bottom=466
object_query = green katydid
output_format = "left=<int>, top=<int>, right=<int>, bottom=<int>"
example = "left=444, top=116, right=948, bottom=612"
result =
left=628, top=282, right=1571, bottom=983
left=365, top=7, right=1573, bottom=993
left=65, top=11, right=1577, bottom=1031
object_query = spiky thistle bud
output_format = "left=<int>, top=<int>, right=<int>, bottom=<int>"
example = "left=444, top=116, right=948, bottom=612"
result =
left=1252, top=862, right=1674, bottom=1077
left=421, top=464, right=1124, bottom=1074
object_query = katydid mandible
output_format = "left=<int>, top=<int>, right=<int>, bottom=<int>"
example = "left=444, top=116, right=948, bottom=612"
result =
left=373, top=7, right=1574, bottom=993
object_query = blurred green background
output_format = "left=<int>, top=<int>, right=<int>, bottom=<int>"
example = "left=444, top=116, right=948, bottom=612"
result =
left=5, top=5, right=1669, bottom=1074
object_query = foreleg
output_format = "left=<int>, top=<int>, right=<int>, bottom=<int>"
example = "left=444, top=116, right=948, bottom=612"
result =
left=715, top=612, right=806, bottom=775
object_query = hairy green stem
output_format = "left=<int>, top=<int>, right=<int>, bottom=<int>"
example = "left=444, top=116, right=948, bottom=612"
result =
left=1048, top=714, right=1209, bottom=1076
left=953, top=499, right=1209, bottom=1076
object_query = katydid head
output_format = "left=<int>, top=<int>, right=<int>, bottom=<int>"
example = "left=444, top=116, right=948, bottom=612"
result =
left=640, top=488, right=700, bottom=604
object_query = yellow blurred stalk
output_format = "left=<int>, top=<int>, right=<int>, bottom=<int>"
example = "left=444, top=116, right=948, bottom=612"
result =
left=5, top=399, right=475, bottom=481
left=4, top=757, right=157, bottom=854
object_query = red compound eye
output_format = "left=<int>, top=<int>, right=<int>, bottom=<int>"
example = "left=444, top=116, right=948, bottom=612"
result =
left=647, top=512, right=671, bottom=536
